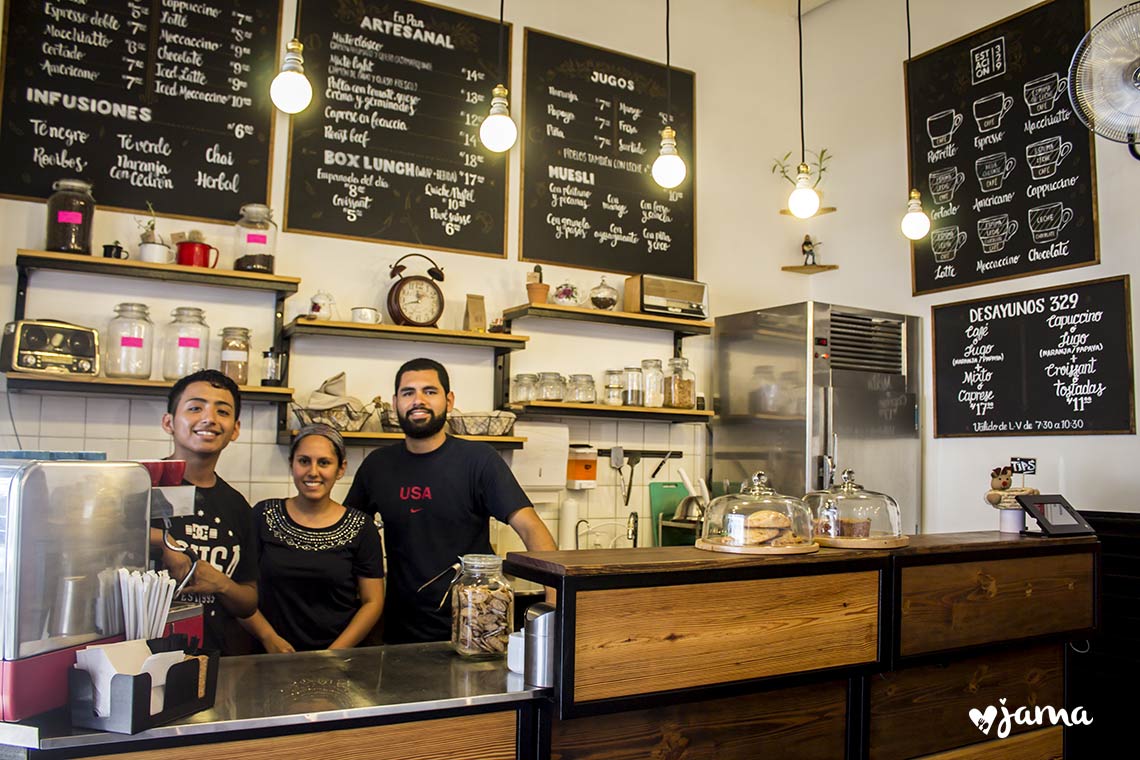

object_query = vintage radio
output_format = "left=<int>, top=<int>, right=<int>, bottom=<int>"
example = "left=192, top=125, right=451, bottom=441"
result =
left=623, top=274, right=709, bottom=319
left=0, top=320, right=99, bottom=375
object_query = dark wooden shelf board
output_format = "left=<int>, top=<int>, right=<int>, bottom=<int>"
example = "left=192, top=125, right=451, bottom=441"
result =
left=4, top=373, right=293, bottom=403
left=283, top=319, right=528, bottom=351
left=506, top=401, right=713, bottom=423
left=501, top=303, right=712, bottom=337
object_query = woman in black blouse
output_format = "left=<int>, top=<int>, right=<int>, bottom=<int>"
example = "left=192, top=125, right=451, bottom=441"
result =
left=241, top=424, right=384, bottom=652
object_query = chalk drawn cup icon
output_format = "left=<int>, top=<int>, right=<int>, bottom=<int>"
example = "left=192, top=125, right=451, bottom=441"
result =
left=975, top=152, right=1017, bottom=192
left=926, top=109, right=963, bottom=148
left=928, top=167, right=966, bottom=204
left=931, top=225, right=968, bottom=263
left=1028, top=202, right=1073, bottom=244
left=1024, top=72, right=1068, bottom=116
left=977, top=214, right=1019, bottom=254
left=972, top=92, right=1015, bottom=132
left=1026, top=136, right=1072, bottom=180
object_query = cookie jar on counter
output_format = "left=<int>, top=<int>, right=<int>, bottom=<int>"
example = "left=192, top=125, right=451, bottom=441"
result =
left=802, top=468, right=909, bottom=548
left=696, top=471, right=817, bottom=555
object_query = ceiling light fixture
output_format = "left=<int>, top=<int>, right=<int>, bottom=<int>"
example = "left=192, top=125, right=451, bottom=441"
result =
left=900, top=0, right=930, bottom=239
left=479, top=0, right=518, bottom=152
left=652, top=0, right=687, bottom=189
left=787, top=0, right=820, bottom=219
left=270, top=6, right=313, bottom=115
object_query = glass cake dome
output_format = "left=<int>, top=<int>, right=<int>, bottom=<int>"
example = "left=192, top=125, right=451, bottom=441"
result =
left=802, top=468, right=909, bottom=548
left=696, top=471, right=818, bottom=555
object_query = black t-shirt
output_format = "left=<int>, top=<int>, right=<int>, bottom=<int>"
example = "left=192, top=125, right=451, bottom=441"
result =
left=344, top=436, right=529, bottom=644
left=159, top=476, right=258, bottom=655
left=252, top=499, right=384, bottom=651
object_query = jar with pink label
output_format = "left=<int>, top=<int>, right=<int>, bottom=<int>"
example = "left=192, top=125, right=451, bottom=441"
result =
left=163, top=307, right=209, bottom=380
left=233, top=203, right=276, bottom=273
left=105, top=303, right=153, bottom=379
left=45, top=179, right=95, bottom=255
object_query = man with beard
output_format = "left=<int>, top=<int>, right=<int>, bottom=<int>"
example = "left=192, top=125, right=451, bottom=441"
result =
left=345, top=357, right=556, bottom=643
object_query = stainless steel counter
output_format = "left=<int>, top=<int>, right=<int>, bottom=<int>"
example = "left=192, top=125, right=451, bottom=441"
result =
left=0, top=643, right=546, bottom=752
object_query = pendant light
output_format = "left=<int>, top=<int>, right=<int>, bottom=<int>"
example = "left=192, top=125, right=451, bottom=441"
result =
left=652, top=0, right=687, bottom=189
left=899, top=0, right=930, bottom=239
left=787, top=0, right=820, bottom=218
left=270, top=5, right=313, bottom=115
left=479, top=0, right=518, bottom=152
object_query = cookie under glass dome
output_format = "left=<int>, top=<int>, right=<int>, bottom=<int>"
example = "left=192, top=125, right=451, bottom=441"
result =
left=696, top=471, right=818, bottom=555
left=802, top=468, right=909, bottom=548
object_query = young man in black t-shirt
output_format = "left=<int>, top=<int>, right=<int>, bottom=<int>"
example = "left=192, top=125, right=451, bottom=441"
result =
left=151, top=370, right=259, bottom=655
left=345, top=358, right=557, bottom=643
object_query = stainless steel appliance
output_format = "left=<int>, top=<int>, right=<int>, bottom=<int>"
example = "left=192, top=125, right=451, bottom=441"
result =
left=711, top=302, right=922, bottom=534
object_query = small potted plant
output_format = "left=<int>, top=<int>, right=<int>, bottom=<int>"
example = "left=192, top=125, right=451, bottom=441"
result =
left=526, top=265, right=549, bottom=305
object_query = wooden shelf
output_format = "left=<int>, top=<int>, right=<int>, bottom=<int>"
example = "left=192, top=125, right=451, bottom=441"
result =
left=781, top=264, right=838, bottom=274
left=283, top=318, right=529, bottom=351
left=4, top=373, right=293, bottom=402
left=278, top=430, right=526, bottom=450
left=778, top=207, right=837, bottom=217
left=502, top=303, right=712, bottom=337
left=16, top=250, right=301, bottom=294
left=507, top=401, right=713, bottom=423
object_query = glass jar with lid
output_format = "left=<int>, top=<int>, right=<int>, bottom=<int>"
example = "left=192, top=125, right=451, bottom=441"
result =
left=621, top=367, right=644, bottom=406
left=105, top=303, right=153, bottom=379
left=261, top=348, right=285, bottom=386
left=451, top=554, right=513, bottom=658
left=233, top=203, right=277, bottom=273
left=45, top=179, right=95, bottom=255
left=698, top=471, right=818, bottom=554
left=536, top=372, right=565, bottom=401
left=802, top=468, right=908, bottom=548
left=663, top=356, right=697, bottom=409
left=510, top=373, right=538, bottom=403
left=589, top=276, right=619, bottom=311
left=567, top=373, right=596, bottom=403
left=163, top=307, right=209, bottom=380
left=641, top=359, right=664, bottom=407
left=219, top=327, right=251, bottom=386
left=602, top=369, right=624, bottom=406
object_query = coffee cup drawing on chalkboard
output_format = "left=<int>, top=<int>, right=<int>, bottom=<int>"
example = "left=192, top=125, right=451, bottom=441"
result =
left=972, top=92, right=1014, bottom=133
left=977, top=214, right=1019, bottom=254
left=1025, top=136, right=1072, bottom=180
left=1028, top=202, right=1073, bottom=244
left=1024, top=72, right=1068, bottom=116
left=926, top=110, right=963, bottom=148
left=975, top=152, right=1017, bottom=192
left=931, top=226, right=968, bottom=262
left=929, top=167, right=966, bottom=204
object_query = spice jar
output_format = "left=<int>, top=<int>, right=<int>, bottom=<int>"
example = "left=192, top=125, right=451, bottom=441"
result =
left=567, top=373, right=596, bottom=403
left=261, top=348, right=284, bottom=386
left=105, top=303, right=153, bottom=379
left=233, top=203, right=277, bottom=273
left=537, top=372, right=565, bottom=401
left=602, top=368, right=624, bottom=406
left=641, top=359, right=665, bottom=407
left=510, top=373, right=538, bottom=403
left=163, top=307, right=209, bottom=380
left=219, top=327, right=251, bottom=386
left=621, top=366, right=644, bottom=406
left=664, top=356, right=697, bottom=409
left=45, top=179, right=95, bottom=255
left=451, top=554, right=513, bottom=658
left=589, top=276, right=619, bottom=310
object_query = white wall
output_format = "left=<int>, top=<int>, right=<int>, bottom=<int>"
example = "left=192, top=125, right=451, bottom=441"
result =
left=802, top=0, right=1140, bottom=530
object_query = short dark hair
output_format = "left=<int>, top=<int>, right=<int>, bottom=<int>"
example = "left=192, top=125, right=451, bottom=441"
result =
left=394, top=358, right=450, bottom=395
left=290, top=423, right=346, bottom=466
left=167, top=369, right=242, bottom=419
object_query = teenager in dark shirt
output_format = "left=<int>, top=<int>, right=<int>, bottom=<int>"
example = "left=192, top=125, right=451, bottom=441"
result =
left=241, top=425, right=384, bottom=652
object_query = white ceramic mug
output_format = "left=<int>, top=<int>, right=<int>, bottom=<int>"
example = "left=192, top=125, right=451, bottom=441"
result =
left=351, top=306, right=381, bottom=324
left=139, top=242, right=174, bottom=264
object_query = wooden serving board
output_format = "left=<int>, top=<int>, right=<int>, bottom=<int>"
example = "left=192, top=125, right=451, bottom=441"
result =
left=695, top=537, right=820, bottom=555
left=817, top=535, right=910, bottom=549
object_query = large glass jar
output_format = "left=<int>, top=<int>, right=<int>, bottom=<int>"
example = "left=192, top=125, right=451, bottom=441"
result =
left=510, top=373, right=538, bottom=403
left=567, top=373, right=596, bottom=403
left=163, top=307, right=209, bottom=380
left=45, top=179, right=95, bottom=255
left=536, top=372, right=565, bottom=401
left=451, top=554, right=513, bottom=658
left=105, top=303, right=153, bottom=379
left=233, top=203, right=277, bottom=273
left=641, top=359, right=664, bottom=407
left=219, top=326, right=251, bottom=386
left=588, top=276, right=619, bottom=310
left=621, top=367, right=644, bottom=406
left=664, top=356, right=696, bottom=409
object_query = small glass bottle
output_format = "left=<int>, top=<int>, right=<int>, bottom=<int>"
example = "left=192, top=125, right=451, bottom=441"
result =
left=621, top=367, right=644, bottom=406
left=567, top=373, right=597, bottom=403
left=537, top=372, right=565, bottom=401
left=233, top=203, right=277, bottom=272
left=45, top=179, right=95, bottom=255
left=105, top=303, right=153, bottom=379
left=163, top=307, right=209, bottom=380
left=664, top=356, right=697, bottom=409
left=641, top=359, right=665, bottom=407
left=219, top=327, right=251, bottom=386
left=261, top=348, right=284, bottom=386
left=602, top=368, right=624, bottom=406
left=451, top=554, right=513, bottom=658
left=510, top=373, right=538, bottom=403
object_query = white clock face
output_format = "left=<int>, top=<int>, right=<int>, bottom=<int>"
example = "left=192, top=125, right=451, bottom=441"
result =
left=398, top=280, right=442, bottom=324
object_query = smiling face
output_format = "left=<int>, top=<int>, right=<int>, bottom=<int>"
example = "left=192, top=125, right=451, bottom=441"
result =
left=394, top=368, right=454, bottom=439
left=162, top=381, right=240, bottom=462
left=290, top=434, right=346, bottom=503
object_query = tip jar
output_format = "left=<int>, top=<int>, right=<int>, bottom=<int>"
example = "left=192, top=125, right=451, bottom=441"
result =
left=451, top=554, right=513, bottom=658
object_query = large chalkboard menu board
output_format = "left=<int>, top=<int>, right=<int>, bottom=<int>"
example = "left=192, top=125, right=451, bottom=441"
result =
left=521, top=30, right=695, bottom=279
left=907, top=0, right=1097, bottom=295
left=933, top=276, right=1133, bottom=437
left=283, top=0, right=509, bottom=257
left=0, top=0, right=278, bottom=222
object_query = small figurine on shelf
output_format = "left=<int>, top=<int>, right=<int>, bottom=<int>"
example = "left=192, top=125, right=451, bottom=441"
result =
left=985, top=464, right=1039, bottom=533
left=488, top=317, right=507, bottom=333
left=801, top=235, right=820, bottom=266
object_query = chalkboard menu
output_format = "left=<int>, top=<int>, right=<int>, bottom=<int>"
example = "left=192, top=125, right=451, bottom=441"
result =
left=0, top=0, right=278, bottom=222
left=521, top=30, right=695, bottom=279
left=283, top=0, right=509, bottom=257
left=907, top=0, right=1097, bottom=295
left=933, top=276, right=1134, bottom=437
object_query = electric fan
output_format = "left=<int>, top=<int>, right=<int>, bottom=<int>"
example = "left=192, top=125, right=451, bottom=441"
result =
left=1068, top=2, right=1140, bottom=159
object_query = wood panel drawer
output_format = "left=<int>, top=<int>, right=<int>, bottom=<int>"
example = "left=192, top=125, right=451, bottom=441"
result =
left=914, top=726, right=1062, bottom=759
left=900, top=552, right=1094, bottom=656
left=573, top=570, right=879, bottom=702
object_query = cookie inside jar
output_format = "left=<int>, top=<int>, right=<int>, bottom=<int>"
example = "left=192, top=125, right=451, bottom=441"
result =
left=697, top=472, right=817, bottom=554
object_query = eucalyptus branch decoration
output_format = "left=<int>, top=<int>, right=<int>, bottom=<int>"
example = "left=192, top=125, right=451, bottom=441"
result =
left=772, top=148, right=832, bottom=188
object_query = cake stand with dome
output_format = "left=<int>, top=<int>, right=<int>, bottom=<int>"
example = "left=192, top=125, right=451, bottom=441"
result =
left=695, top=471, right=818, bottom=555
left=803, top=468, right=910, bottom=549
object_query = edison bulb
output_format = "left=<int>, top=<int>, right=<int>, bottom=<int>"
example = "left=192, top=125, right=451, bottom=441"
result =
left=479, top=84, right=518, bottom=152
left=788, top=165, right=820, bottom=219
left=270, top=40, right=312, bottom=115
left=652, top=126, right=687, bottom=189
left=901, top=189, right=931, bottom=240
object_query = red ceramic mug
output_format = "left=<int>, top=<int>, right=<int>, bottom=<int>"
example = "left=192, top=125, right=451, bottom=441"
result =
left=176, top=241, right=219, bottom=268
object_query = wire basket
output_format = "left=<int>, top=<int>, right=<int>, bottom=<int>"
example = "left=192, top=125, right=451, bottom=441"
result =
left=447, top=410, right=516, bottom=436
left=292, top=403, right=375, bottom=433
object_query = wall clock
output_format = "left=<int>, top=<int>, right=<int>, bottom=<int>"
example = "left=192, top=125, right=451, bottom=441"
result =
left=387, top=253, right=445, bottom=327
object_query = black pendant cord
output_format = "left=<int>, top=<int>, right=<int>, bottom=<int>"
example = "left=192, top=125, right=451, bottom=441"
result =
left=497, top=0, right=505, bottom=85
left=665, top=0, right=672, bottom=125
left=294, top=0, right=302, bottom=41
left=798, top=0, right=805, bottom=165
left=905, top=0, right=912, bottom=61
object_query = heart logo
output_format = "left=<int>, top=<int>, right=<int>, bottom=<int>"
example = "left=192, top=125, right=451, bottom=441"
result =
left=969, top=705, right=998, bottom=735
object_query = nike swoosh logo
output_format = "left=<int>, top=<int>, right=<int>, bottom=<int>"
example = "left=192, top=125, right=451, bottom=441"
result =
left=410, top=507, right=423, bottom=513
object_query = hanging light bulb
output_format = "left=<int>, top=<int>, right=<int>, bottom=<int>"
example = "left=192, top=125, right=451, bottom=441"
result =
left=787, top=163, right=821, bottom=219
left=479, top=84, right=518, bottom=152
left=270, top=39, right=312, bottom=114
left=900, top=189, right=931, bottom=239
left=652, top=126, right=687, bottom=189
